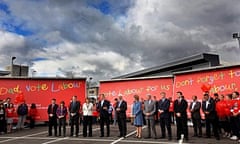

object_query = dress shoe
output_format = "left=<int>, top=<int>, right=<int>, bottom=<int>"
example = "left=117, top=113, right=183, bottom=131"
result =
left=100, top=135, right=104, bottom=137
left=160, top=136, right=166, bottom=139
left=192, top=135, right=197, bottom=137
left=144, top=136, right=151, bottom=139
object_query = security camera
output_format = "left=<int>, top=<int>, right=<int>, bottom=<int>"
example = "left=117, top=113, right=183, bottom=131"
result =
left=233, top=33, right=239, bottom=39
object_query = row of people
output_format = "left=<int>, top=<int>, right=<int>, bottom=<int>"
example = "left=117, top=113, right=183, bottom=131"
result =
left=46, top=94, right=127, bottom=138
left=0, top=98, right=37, bottom=134
left=46, top=91, right=239, bottom=141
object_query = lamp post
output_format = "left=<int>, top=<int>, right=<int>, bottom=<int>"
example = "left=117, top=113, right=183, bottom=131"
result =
left=11, top=56, right=16, bottom=76
left=233, top=32, right=240, bottom=49
left=32, top=70, right=37, bottom=77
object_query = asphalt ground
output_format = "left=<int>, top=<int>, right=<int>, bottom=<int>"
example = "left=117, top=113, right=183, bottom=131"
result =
left=0, top=122, right=237, bottom=144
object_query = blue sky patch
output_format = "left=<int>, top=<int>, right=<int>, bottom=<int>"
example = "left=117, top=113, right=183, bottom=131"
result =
left=31, top=57, right=48, bottom=61
left=88, top=1, right=111, bottom=15
left=0, top=2, right=10, bottom=14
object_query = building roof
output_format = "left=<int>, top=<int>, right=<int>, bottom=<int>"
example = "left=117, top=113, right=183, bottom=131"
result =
left=0, top=70, right=10, bottom=76
left=113, top=53, right=220, bottom=79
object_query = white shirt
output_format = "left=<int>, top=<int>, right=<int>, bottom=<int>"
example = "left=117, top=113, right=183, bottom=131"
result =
left=191, top=101, right=196, bottom=110
left=82, top=102, right=93, bottom=116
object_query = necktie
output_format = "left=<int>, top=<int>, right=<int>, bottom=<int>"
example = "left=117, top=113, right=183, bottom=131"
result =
left=51, top=105, right=54, bottom=113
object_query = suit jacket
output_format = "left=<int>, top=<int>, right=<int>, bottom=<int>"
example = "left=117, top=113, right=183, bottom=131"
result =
left=202, top=98, right=217, bottom=120
left=189, top=101, right=201, bottom=119
left=143, top=100, right=156, bottom=120
left=97, top=100, right=110, bottom=118
left=47, top=104, right=58, bottom=119
left=174, top=99, right=188, bottom=118
left=115, top=100, right=127, bottom=118
left=158, top=98, right=170, bottom=118
left=69, top=101, right=80, bottom=116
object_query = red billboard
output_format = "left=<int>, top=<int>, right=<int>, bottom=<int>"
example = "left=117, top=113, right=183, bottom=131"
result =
left=0, top=78, right=86, bottom=122
left=99, top=77, right=173, bottom=117
left=174, top=66, right=240, bottom=118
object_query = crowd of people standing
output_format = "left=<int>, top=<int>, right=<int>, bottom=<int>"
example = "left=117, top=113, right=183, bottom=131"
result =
left=0, top=98, right=37, bottom=135
left=1, top=90, right=240, bottom=143
left=45, top=90, right=240, bottom=143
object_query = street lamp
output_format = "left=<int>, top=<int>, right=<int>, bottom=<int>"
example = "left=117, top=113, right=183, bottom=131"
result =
left=233, top=32, right=240, bottom=49
left=32, top=70, right=37, bottom=77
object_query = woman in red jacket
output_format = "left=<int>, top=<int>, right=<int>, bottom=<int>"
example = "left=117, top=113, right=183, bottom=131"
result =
left=29, top=103, right=37, bottom=129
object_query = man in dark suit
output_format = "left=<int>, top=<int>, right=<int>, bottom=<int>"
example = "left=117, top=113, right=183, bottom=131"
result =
left=158, top=92, right=172, bottom=140
left=189, top=95, right=202, bottom=137
left=143, top=94, right=157, bottom=139
left=69, top=95, right=80, bottom=137
left=202, top=93, right=220, bottom=140
left=47, top=98, right=58, bottom=136
left=174, top=91, right=188, bottom=141
left=115, top=94, right=127, bottom=138
left=97, top=94, right=110, bottom=137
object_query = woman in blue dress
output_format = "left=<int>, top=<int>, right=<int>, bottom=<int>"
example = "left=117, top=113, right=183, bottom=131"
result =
left=132, top=95, right=143, bottom=138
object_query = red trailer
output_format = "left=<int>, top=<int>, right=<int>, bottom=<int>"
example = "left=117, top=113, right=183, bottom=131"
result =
left=0, top=77, right=86, bottom=122
left=99, top=76, right=173, bottom=118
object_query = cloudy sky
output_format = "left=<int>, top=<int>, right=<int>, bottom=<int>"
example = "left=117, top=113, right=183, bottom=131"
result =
left=0, top=0, right=240, bottom=80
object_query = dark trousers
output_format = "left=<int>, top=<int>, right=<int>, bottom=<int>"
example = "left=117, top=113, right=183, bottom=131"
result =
left=0, top=119, right=5, bottom=132
left=100, top=116, right=110, bottom=136
left=48, top=117, right=57, bottom=136
left=58, top=118, right=66, bottom=136
left=29, top=117, right=35, bottom=128
left=176, top=117, right=188, bottom=139
left=160, top=117, right=172, bottom=138
left=220, top=117, right=231, bottom=133
left=169, top=112, right=175, bottom=123
left=117, top=115, right=127, bottom=136
left=70, top=115, right=79, bottom=136
left=205, top=118, right=219, bottom=138
left=230, top=116, right=240, bottom=137
left=142, top=113, right=146, bottom=125
left=192, top=117, right=202, bottom=136
left=83, top=116, right=92, bottom=137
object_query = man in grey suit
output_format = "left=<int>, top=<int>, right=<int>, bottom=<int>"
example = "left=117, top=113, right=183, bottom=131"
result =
left=189, top=95, right=202, bottom=137
left=143, top=94, right=157, bottom=139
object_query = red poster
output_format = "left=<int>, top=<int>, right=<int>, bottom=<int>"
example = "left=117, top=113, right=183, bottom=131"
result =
left=0, top=78, right=86, bottom=122
left=174, top=66, right=240, bottom=118
left=99, top=77, right=173, bottom=117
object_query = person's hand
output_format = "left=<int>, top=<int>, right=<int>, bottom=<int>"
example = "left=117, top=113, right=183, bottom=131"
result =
left=103, top=106, right=107, bottom=110
left=116, top=108, right=120, bottom=111
left=49, top=114, right=53, bottom=117
left=233, top=112, right=239, bottom=116
left=205, top=111, right=209, bottom=115
left=176, top=113, right=181, bottom=117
